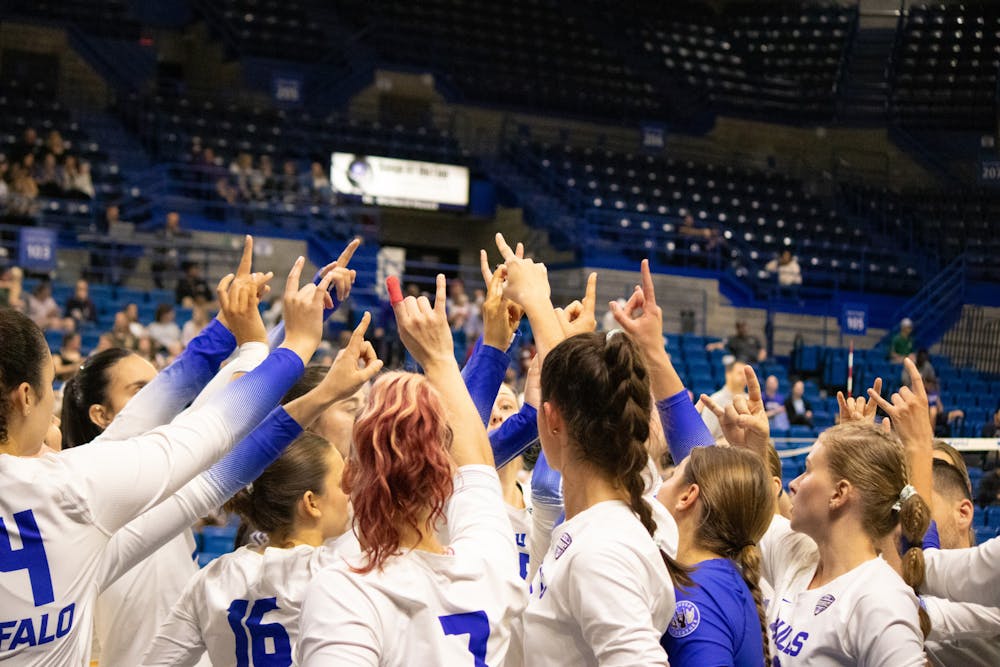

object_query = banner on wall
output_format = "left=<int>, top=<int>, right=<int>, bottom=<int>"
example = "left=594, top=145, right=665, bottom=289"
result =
left=19, top=227, right=57, bottom=271
left=330, top=153, right=470, bottom=211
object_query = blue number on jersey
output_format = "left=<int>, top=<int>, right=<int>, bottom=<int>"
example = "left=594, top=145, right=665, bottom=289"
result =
left=227, top=598, right=292, bottom=666
left=518, top=553, right=529, bottom=580
left=439, top=610, right=490, bottom=667
left=0, top=510, right=55, bottom=607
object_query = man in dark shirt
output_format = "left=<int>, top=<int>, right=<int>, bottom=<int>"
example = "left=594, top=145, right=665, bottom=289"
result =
left=706, top=320, right=767, bottom=363
left=175, top=262, right=213, bottom=306
left=63, top=279, right=97, bottom=325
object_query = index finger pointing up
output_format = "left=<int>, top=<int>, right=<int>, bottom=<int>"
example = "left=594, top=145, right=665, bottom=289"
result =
left=434, top=273, right=447, bottom=314
left=745, top=365, right=762, bottom=404
left=236, top=235, right=254, bottom=276
left=640, top=259, right=657, bottom=303
left=285, top=256, right=304, bottom=296
left=582, top=272, right=597, bottom=314
left=335, top=238, right=361, bottom=268
left=495, top=232, right=518, bottom=261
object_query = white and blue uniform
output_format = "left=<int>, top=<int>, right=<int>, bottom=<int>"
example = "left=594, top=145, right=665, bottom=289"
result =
left=923, top=536, right=1000, bottom=607
left=297, top=465, right=527, bottom=666
left=0, top=348, right=305, bottom=665
left=923, top=596, right=1000, bottom=667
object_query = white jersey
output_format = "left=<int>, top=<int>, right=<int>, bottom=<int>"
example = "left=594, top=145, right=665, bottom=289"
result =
left=506, top=481, right=533, bottom=581
left=0, top=403, right=236, bottom=665
left=759, top=514, right=816, bottom=611
left=297, top=465, right=527, bottom=666
left=762, top=519, right=924, bottom=666
left=923, top=596, right=1000, bottom=667
left=141, top=532, right=360, bottom=666
left=924, top=536, right=1000, bottom=607
left=524, top=500, right=675, bottom=667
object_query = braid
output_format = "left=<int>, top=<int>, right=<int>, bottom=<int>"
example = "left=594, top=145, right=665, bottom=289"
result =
left=899, top=492, right=933, bottom=638
left=735, top=543, right=772, bottom=666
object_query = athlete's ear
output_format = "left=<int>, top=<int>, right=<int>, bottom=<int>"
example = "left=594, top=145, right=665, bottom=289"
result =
left=12, top=382, right=34, bottom=416
left=88, top=403, right=112, bottom=429
left=829, top=479, right=850, bottom=511
left=676, top=483, right=701, bottom=513
left=301, top=491, right=322, bottom=521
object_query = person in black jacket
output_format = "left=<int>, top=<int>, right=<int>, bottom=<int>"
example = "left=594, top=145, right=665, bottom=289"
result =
left=784, top=380, right=813, bottom=426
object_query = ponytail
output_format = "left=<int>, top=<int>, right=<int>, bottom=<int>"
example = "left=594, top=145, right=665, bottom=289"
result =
left=899, top=491, right=932, bottom=637
left=734, top=543, right=772, bottom=666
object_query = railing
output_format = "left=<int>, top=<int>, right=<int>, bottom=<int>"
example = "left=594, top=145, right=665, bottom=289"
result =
left=880, top=253, right=967, bottom=350
left=941, top=306, right=1000, bottom=375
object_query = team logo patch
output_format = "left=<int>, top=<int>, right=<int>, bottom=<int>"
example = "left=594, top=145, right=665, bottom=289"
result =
left=814, top=594, right=836, bottom=615
left=667, top=600, right=701, bottom=638
left=554, top=533, right=573, bottom=560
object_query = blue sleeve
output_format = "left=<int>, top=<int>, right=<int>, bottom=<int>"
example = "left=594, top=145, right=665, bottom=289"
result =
left=94, top=319, right=237, bottom=443
left=660, top=585, right=739, bottom=667
left=490, top=404, right=538, bottom=468
left=531, top=448, right=563, bottom=508
left=205, top=348, right=305, bottom=442
left=461, top=337, right=510, bottom=426
left=202, top=406, right=303, bottom=497
left=267, top=267, right=344, bottom=349
left=657, top=389, right=715, bottom=464
left=918, top=520, right=940, bottom=552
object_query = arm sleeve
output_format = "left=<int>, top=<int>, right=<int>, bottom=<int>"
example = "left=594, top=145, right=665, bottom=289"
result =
left=490, top=405, right=538, bottom=468
left=924, top=597, right=1000, bottom=641
left=849, top=593, right=926, bottom=667
left=656, top=389, right=715, bottom=463
left=567, top=549, right=669, bottom=667
left=297, top=572, right=381, bottom=667
left=528, top=450, right=563, bottom=581
left=97, top=407, right=303, bottom=591
left=140, top=578, right=209, bottom=667
left=61, top=348, right=305, bottom=535
left=664, top=595, right=737, bottom=667
left=94, top=319, right=236, bottom=443
left=446, top=465, right=518, bottom=565
left=186, top=341, right=270, bottom=411
left=923, top=536, right=1000, bottom=606
left=461, top=337, right=510, bottom=426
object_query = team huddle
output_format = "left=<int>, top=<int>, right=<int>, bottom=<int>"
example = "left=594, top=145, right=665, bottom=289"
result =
left=1, top=233, right=998, bottom=666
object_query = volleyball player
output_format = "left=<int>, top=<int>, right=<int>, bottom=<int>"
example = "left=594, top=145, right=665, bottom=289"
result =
left=297, top=273, right=528, bottom=665
left=0, top=257, right=332, bottom=663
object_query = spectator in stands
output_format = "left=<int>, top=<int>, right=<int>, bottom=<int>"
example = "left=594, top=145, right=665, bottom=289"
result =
left=124, top=303, right=146, bottom=339
left=0, top=266, right=24, bottom=311
left=14, top=127, right=40, bottom=163
left=63, top=279, right=97, bottom=327
left=54, top=331, right=83, bottom=381
left=927, top=379, right=964, bottom=437
left=975, top=465, right=1000, bottom=508
left=678, top=212, right=721, bottom=251
left=151, top=211, right=187, bottom=288
left=146, top=303, right=183, bottom=356
left=175, top=261, right=213, bottom=307
left=253, top=154, right=275, bottom=201
left=279, top=160, right=301, bottom=203
left=784, top=380, right=814, bottom=427
left=109, top=310, right=138, bottom=350
left=135, top=335, right=164, bottom=369
left=705, top=320, right=767, bottom=363
left=35, top=153, right=62, bottom=197
left=902, top=348, right=935, bottom=389
left=45, top=130, right=66, bottom=162
left=182, top=304, right=209, bottom=347
left=61, top=156, right=94, bottom=199
left=8, top=162, right=39, bottom=217
left=309, top=161, right=331, bottom=202
left=765, top=249, right=802, bottom=287
left=698, top=355, right=747, bottom=444
left=26, top=281, right=72, bottom=332
left=764, top=374, right=790, bottom=430
left=890, top=317, right=915, bottom=363
left=982, top=408, right=1000, bottom=438
left=229, top=152, right=256, bottom=201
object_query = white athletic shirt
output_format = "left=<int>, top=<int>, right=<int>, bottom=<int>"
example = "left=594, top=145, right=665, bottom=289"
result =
left=759, top=514, right=816, bottom=611
left=141, top=531, right=361, bottom=666
left=297, top=465, right=527, bottom=666
left=506, top=481, right=533, bottom=581
left=923, top=596, right=1000, bottom=667
left=0, top=405, right=236, bottom=665
left=523, top=500, right=675, bottom=667
left=924, top=536, right=1000, bottom=607
left=762, top=519, right=924, bottom=666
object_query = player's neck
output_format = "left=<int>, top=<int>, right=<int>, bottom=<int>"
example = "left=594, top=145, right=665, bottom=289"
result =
left=809, top=523, right=877, bottom=589
left=675, top=516, right=723, bottom=565
left=398, top=519, right=447, bottom=555
left=499, top=465, right=525, bottom=509
left=561, top=460, right=626, bottom=522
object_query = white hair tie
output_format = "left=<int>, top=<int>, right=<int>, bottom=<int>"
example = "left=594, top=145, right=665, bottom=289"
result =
left=892, top=484, right=917, bottom=512
left=606, top=328, right=623, bottom=341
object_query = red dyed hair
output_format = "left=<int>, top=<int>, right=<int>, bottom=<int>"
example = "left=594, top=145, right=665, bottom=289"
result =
left=344, top=372, right=454, bottom=573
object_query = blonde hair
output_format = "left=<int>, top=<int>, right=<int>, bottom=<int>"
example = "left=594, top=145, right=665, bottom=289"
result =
left=822, top=422, right=932, bottom=637
left=683, top=446, right=774, bottom=665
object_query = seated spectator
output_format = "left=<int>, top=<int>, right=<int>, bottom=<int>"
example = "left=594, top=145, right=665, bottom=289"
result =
left=61, top=156, right=94, bottom=199
left=902, top=348, right=935, bottom=388
left=706, top=320, right=767, bottom=363
left=63, top=279, right=97, bottom=326
left=135, top=334, right=165, bottom=369
left=54, top=331, right=83, bottom=381
left=975, top=465, right=1000, bottom=508
left=182, top=304, right=209, bottom=346
left=889, top=317, right=915, bottom=363
left=765, top=249, right=802, bottom=286
left=151, top=211, right=188, bottom=288
left=309, top=161, right=330, bottom=202
left=27, top=281, right=72, bottom=332
left=124, top=303, right=146, bottom=339
left=14, top=127, right=40, bottom=163
left=109, top=310, right=138, bottom=350
left=147, top=303, right=183, bottom=356
left=678, top=212, right=722, bottom=251
left=982, top=408, right=1000, bottom=438
left=45, top=130, right=66, bottom=162
left=926, top=380, right=964, bottom=437
left=784, top=380, right=813, bottom=427
left=8, top=162, right=39, bottom=217
left=763, top=374, right=790, bottom=430
left=229, top=152, right=257, bottom=201
left=175, top=262, right=213, bottom=307
left=35, top=152, right=62, bottom=197
left=0, top=266, right=24, bottom=311
left=279, top=160, right=301, bottom=203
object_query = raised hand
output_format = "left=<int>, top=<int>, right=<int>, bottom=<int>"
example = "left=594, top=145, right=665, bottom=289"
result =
left=482, top=265, right=524, bottom=351
left=279, top=257, right=337, bottom=364
left=218, top=235, right=273, bottom=340
left=480, top=242, right=523, bottom=284
left=314, top=238, right=360, bottom=304
left=554, top=272, right=598, bottom=337
left=217, top=256, right=268, bottom=346
left=523, top=354, right=541, bottom=408
left=837, top=377, right=883, bottom=424
left=392, top=273, right=455, bottom=370
left=610, top=259, right=663, bottom=355
left=315, top=312, right=382, bottom=402
left=494, top=232, right=551, bottom=309
left=700, top=365, right=770, bottom=456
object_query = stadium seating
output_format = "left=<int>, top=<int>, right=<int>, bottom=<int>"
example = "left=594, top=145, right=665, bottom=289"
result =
left=192, top=0, right=335, bottom=63
left=6, top=0, right=142, bottom=39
